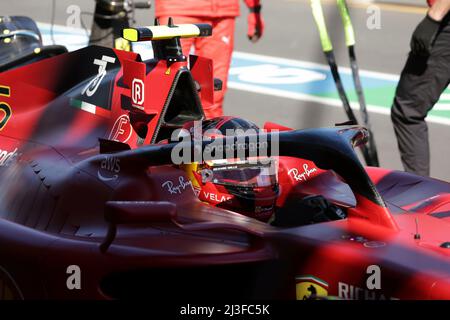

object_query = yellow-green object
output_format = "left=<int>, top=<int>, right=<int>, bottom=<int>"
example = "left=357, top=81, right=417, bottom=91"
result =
left=337, top=0, right=356, bottom=46
left=123, top=24, right=212, bottom=42
left=114, top=37, right=131, bottom=51
left=310, top=0, right=333, bottom=52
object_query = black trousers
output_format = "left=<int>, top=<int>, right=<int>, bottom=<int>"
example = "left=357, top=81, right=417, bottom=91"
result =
left=391, top=15, right=450, bottom=176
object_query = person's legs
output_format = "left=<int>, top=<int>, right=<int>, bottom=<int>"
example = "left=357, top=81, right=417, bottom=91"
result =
left=391, top=18, right=450, bottom=176
left=195, top=18, right=236, bottom=118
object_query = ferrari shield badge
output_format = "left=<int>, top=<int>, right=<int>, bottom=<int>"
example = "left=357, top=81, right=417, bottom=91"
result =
left=296, top=275, right=329, bottom=300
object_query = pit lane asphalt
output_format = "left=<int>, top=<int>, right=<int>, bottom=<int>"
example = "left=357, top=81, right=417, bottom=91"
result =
left=2, top=0, right=449, bottom=180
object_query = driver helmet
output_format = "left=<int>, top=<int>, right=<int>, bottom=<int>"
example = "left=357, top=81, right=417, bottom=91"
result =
left=180, top=116, right=279, bottom=222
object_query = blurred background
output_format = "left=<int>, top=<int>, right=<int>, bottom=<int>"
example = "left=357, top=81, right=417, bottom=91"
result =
left=1, top=0, right=449, bottom=179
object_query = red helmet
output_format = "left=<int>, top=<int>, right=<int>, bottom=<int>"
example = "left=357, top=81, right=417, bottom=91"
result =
left=180, top=117, right=279, bottom=222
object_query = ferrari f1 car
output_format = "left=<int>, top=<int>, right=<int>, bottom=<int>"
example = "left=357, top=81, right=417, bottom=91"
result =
left=0, top=16, right=450, bottom=300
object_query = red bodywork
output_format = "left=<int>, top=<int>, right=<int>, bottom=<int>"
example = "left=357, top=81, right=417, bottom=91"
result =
left=0, top=42, right=450, bottom=300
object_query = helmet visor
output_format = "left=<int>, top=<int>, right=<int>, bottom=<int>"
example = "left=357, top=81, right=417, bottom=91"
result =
left=201, top=159, right=277, bottom=188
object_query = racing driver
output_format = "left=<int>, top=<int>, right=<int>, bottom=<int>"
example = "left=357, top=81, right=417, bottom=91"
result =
left=175, top=117, right=347, bottom=226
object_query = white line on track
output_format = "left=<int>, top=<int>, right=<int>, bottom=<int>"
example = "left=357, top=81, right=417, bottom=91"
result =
left=230, top=52, right=450, bottom=126
left=232, top=51, right=400, bottom=81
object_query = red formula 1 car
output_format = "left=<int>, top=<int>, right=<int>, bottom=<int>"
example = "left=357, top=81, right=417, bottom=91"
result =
left=0, top=16, right=450, bottom=300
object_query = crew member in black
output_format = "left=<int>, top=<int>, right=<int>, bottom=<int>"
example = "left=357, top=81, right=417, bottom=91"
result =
left=391, top=0, right=450, bottom=176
